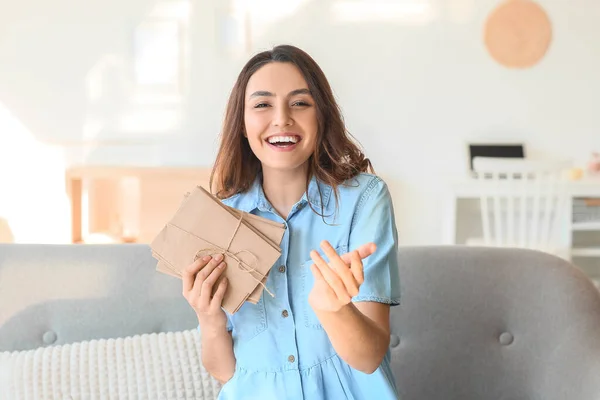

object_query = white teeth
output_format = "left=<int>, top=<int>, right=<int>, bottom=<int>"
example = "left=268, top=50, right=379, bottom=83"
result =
left=268, top=135, right=299, bottom=144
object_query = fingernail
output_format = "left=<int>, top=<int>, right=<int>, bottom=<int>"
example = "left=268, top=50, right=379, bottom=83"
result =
left=219, top=262, right=226, bottom=269
left=214, top=254, right=224, bottom=262
left=202, top=256, right=211, bottom=262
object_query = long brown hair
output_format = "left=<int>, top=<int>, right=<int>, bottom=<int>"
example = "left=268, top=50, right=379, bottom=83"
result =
left=210, top=44, right=373, bottom=215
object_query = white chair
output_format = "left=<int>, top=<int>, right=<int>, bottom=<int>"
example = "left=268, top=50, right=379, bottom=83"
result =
left=467, top=157, right=572, bottom=260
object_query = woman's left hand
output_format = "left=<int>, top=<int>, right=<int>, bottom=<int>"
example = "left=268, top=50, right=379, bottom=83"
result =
left=308, top=240, right=376, bottom=313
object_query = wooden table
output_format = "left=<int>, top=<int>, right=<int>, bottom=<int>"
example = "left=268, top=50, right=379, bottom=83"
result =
left=65, top=166, right=212, bottom=243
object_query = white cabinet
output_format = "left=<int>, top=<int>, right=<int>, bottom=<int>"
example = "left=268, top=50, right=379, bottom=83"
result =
left=444, top=177, right=600, bottom=280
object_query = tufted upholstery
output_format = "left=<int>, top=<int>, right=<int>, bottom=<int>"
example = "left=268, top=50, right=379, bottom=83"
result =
left=1, top=244, right=600, bottom=399
left=391, top=246, right=600, bottom=400
left=0, top=244, right=197, bottom=352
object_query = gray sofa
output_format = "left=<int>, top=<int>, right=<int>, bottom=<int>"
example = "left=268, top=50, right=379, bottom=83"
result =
left=1, top=244, right=600, bottom=399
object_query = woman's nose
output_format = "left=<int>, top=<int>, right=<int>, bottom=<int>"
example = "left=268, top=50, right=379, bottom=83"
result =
left=272, top=107, right=292, bottom=127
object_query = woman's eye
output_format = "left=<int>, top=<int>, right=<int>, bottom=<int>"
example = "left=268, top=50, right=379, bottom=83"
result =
left=292, top=101, right=310, bottom=107
left=254, top=103, right=269, bottom=108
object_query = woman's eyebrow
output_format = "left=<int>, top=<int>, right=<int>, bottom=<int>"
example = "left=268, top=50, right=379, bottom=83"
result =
left=249, top=90, right=273, bottom=98
left=248, top=88, right=311, bottom=98
left=288, top=88, right=311, bottom=96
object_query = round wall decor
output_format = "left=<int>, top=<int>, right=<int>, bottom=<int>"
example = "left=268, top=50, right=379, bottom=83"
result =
left=484, top=0, right=552, bottom=68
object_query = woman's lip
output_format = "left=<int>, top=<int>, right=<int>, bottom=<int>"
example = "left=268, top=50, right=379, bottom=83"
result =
left=266, top=141, right=300, bottom=152
left=264, top=135, right=302, bottom=145
left=265, top=133, right=302, bottom=141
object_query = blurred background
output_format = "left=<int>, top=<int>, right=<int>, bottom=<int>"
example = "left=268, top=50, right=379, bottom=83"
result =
left=1, top=0, right=599, bottom=277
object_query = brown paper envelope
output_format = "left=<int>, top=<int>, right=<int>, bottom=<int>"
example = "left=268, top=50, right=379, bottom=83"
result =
left=217, top=202, right=285, bottom=246
left=151, top=186, right=285, bottom=309
left=171, top=187, right=284, bottom=272
left=153, top=252, right=181, bottom=276
left=233, top=212, right=286, bottom=250
left=156, top=247, right=268, bottom=303
left=157, top=256, right=263, bottom=304
left=151, top=224, right=260, bottom=313
left=173, top=187, right=285, bottom=251
left=247, top=273, right=269, bottom=303
left=151, top=213, right=281, bottom=280
left=212, top=193, right=285, bottom=303
left=157, top=252, right=263, bottom=304
left=150, top=196, right=282, bottom=314
left=155, top=244, right=261, bottom=299
left=157, top=261, right=181, bottom=279
left=196, top=186, right=285, bottom=250
left=153, top=250, right=182, bottom=279
left=164, top=187, right=282, bottom=271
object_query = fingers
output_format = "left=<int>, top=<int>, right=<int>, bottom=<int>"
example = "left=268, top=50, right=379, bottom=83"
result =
left=310, top=262, right=325, bottom=281
left=340, top=242, right=376, bottom=264
left=310, top=249, right=352, bottom=303
left=182, top=255, right=212, bottom=294
left=319, top=241, right=359, bottom=296
left=350, top=250, right=365, bottom=286
left=183, top=254, right=223, bottom=304
left=210, top=276, right=229, bottom=311
left=310, top=263, right=336, bottom=296
left=195, top=255, right=225, bottom=305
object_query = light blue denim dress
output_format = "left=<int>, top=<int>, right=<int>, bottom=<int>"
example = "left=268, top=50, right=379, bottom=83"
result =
left=212, top=173, right=401, bottom=400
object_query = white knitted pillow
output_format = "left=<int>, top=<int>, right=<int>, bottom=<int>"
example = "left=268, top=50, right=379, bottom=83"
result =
left=0, top=329, right=221, bottom=400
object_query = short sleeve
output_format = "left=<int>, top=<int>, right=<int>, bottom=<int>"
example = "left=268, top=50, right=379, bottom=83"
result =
left=349, top=177, right=401, bottom=306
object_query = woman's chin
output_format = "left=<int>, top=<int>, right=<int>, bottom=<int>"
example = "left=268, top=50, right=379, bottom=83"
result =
left=261, top=159, right=311, bottom=175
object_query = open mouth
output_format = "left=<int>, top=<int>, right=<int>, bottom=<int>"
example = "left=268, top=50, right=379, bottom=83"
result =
left=265, top=135, right=301, bottom=149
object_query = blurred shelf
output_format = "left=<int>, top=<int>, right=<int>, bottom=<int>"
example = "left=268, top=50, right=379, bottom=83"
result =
left=571, top=247, right=600, bottom=257
left=572, top=222, right=600, bottom=231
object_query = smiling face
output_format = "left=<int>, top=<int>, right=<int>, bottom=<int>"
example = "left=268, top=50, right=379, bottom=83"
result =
left=243, top=62, right=318, bottom=175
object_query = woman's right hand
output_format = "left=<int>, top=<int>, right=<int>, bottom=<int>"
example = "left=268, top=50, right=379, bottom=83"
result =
left=182, top=253, right=229, bottom=330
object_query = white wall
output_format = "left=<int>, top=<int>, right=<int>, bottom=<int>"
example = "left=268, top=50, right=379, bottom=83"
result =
left=1, top=0, right=599, bottom=244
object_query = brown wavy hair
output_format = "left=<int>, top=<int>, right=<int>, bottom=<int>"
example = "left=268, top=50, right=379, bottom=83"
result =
left=210, top=44, right=373, bottom=215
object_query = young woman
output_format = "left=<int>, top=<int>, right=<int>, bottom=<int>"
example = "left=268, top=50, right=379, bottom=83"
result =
left=182, top=44, right=401, bottom=400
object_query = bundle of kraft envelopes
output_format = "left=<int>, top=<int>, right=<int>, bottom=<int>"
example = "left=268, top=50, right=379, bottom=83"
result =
left=150, top=185, right=285, bottom=314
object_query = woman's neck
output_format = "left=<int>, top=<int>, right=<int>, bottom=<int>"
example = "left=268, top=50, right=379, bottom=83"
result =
left=261, top=165, right=309, bottom=219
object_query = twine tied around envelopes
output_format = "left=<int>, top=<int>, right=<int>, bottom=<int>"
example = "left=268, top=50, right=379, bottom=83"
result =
left=167, top=211, right=275, bottom=298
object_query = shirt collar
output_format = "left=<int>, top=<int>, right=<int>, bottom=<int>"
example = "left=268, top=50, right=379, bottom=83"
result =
left=235, top=173, right=333, bottom=213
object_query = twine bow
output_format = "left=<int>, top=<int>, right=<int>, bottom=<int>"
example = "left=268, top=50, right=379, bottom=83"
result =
left=167, top=211, right=274, bottom=298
